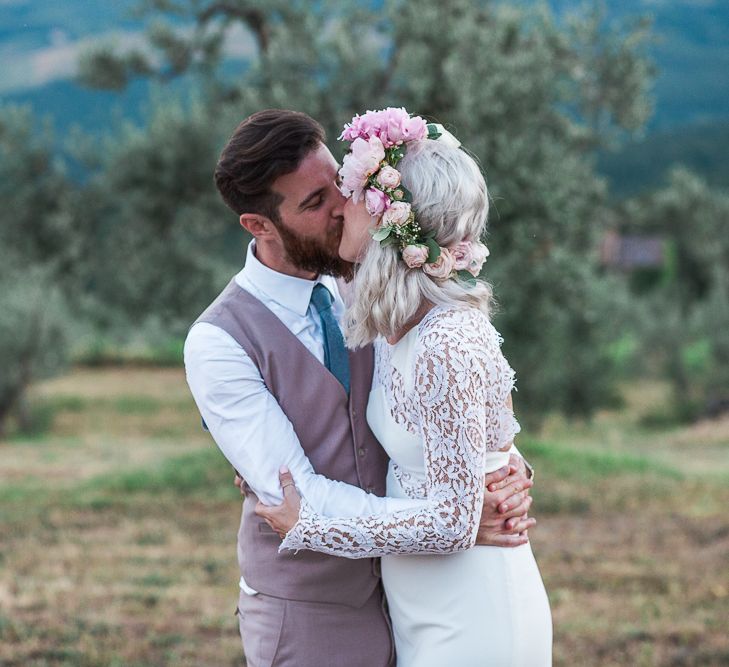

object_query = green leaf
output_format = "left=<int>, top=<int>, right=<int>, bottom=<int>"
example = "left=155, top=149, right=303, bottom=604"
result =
left=425, top=238, right=441, bottom=264
left=457, top=269, right=478, bottom=285
left=427, top=123, right=442, bottom=140
left=395, top=185, right=413, bottom=203
left=387, top=144, right=407, bottom=166
left=380, top=235, right=398, bottom=247
left=372, top=227, right=392, bottom=242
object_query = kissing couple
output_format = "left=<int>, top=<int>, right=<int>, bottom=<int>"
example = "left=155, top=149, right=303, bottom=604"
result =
left=185, top=107, right=552, bottom=666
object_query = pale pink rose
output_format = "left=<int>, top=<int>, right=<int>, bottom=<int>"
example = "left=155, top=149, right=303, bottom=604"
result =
left=364, top=187, right=390, bottom=217
left=451, top=241, right=474, bottom=271
left=376, top=166, right=401, bottom=189
left=466, top=242, right=490, bottom=276
left=423, top=247, right=456, bottom=279
left=401, top=244, right=429, bottom=268
left=382, top=201, right=412, bottom=226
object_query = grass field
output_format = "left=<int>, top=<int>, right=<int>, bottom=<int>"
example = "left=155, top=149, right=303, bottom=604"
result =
left=1, top=368, right=728, bottom=666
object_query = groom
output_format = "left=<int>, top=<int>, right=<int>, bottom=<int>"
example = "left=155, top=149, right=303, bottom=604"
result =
left=184, top=109, right=536, bottom=667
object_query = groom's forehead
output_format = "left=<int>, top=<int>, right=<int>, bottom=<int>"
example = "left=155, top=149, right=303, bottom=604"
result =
left=274, top=144, right=338, bottom=200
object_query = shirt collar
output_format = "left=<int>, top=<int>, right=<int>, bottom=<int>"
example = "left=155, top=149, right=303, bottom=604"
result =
left=239, top=240, right=340, bottom=317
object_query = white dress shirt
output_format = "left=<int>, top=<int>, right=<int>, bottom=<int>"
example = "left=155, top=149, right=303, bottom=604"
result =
left=184, top=242, right=424, bottom=592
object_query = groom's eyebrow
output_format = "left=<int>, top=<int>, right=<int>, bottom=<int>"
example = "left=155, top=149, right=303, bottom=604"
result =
left=297, top=187, right=326, bottom=210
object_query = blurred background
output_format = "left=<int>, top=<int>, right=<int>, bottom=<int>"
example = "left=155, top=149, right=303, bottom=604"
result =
left=1, top=0, right=727, bottom=665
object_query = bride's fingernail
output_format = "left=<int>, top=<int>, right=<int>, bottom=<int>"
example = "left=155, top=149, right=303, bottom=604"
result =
left=280, top=465, right=289, bottom=474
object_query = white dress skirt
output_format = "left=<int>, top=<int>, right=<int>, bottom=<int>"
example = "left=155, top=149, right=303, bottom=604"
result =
left=282, top=306, right=553, bottom=666
left=373, top=384, right=552, bottom=666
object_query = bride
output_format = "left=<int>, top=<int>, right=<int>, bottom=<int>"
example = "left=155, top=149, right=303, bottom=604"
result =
left=257, top=108, right=552, bottom=666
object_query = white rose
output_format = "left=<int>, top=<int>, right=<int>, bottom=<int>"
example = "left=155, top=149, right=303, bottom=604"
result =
left=467, top=242, right=490, bottom=276
left=376, top=165, right=401, bottom=189
left=401, top=244, right=429, bottom=268
left=382, top=201, right=412, bottom=226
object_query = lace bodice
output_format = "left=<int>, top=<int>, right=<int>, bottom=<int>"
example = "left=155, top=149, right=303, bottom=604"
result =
left=280, top=306, right=521, bottom=558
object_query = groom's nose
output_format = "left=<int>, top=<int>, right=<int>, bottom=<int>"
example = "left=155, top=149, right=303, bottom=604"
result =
left=331, top=189, right=347, bottom=219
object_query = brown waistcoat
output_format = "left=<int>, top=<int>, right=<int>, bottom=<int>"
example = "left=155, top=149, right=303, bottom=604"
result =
left=194, top=279, right=389, bottom=607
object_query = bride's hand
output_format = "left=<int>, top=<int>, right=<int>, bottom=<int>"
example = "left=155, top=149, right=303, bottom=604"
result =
left=255, top=467, right=302, bottom=538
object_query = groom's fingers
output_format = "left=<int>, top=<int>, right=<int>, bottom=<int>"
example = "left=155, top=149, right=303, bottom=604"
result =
left=501, top=495, right=533, bottom=522
left=493, top=478, right=533, bottom=513
left=487, top=533, right=530, bottom=548
left=506, top=516, right=537, bottom=534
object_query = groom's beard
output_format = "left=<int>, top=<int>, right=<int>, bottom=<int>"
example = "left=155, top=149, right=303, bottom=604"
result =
left=276, top=219, right=355, bottom=282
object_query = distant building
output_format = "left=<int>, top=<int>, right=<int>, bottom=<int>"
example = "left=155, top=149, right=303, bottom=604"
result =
left=600, top=230, right=665, bottom=271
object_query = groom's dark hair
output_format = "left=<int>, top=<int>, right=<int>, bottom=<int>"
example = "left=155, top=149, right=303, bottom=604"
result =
left=215, top=109, right=326, bottom=222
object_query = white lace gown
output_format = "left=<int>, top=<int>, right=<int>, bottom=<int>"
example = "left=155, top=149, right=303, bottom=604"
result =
left=282, top=306, right=552, bottom=666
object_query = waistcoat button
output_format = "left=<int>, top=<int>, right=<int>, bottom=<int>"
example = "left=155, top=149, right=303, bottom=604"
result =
left=358, top=447, right=366, bottom=457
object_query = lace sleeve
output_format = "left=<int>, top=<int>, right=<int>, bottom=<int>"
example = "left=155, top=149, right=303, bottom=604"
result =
left=280, top=311, right=505, bottom=559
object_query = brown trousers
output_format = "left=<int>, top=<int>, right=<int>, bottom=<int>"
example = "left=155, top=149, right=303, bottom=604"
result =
left=237, top=585, right=394, bottom=667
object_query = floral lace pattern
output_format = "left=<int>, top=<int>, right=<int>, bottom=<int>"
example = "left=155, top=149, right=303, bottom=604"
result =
left=374, top=339, right=419, bottom=435
left=280, top=306, right=521, bottom=558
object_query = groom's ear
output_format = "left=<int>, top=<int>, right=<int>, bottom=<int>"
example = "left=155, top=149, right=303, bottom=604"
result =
left=240, top=213, right=277, bottom=239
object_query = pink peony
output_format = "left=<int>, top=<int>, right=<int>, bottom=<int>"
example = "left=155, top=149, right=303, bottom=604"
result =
left=364, top=187, right=390, bottom=217
left=423, top=248, right=456, bottom=279
left=402, top=114, right=428, bottom=142
left=401, top=244, right=429, bottom=268
left=466, top=242, right=490, bottom=276
left=338, top=136, right=386, bottom=203
left=339, top=108, right=428, bottom=148
left=376, top=165, right=401, bottom=189
left=382, top=201, right=412, bottom=226
left=451, top=241, right=474, bottom=271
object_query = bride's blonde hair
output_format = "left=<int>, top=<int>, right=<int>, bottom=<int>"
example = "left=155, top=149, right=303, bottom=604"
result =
left=344, top=139, right=493, bottom=348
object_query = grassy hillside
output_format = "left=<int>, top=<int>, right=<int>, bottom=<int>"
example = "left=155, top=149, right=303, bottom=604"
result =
left=1, top=368, right=728, bottom=665
left=599, top=118, right=729, bottom=196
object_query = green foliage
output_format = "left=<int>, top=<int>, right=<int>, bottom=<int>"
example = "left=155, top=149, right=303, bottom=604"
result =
left=76, top=98, right=243, bottom=336
left=72, top=0, right=657, bottom=419
left=0, top=264, right=70, bottom=438
left=622, top=168, right=729, bottom=418
left=0, top=106, right=76, bottom=271
left=0, top=106, right=74, bottom=437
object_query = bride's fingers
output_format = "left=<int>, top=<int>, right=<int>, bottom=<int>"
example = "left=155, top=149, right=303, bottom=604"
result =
left=507, top=516, right=536, bottom=534
left=279, top=467, right=300, bottom=501
left=484, top=466, right=510, bottom=491
left=255, top=501, right=282, bottom=519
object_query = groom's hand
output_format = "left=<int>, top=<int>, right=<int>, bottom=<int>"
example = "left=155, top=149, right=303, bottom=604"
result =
left=475, top=464, right=536, bottom=547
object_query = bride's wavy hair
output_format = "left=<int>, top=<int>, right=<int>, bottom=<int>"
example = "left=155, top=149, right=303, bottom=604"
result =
left=344, top=139, right=493, bottom=348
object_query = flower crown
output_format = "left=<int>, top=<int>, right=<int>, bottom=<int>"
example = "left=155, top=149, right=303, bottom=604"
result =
left=338, top=107, right=489, bottom=281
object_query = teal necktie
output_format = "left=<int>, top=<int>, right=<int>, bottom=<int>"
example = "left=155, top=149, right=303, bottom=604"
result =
left=310, top=284, right=350, bottom=394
